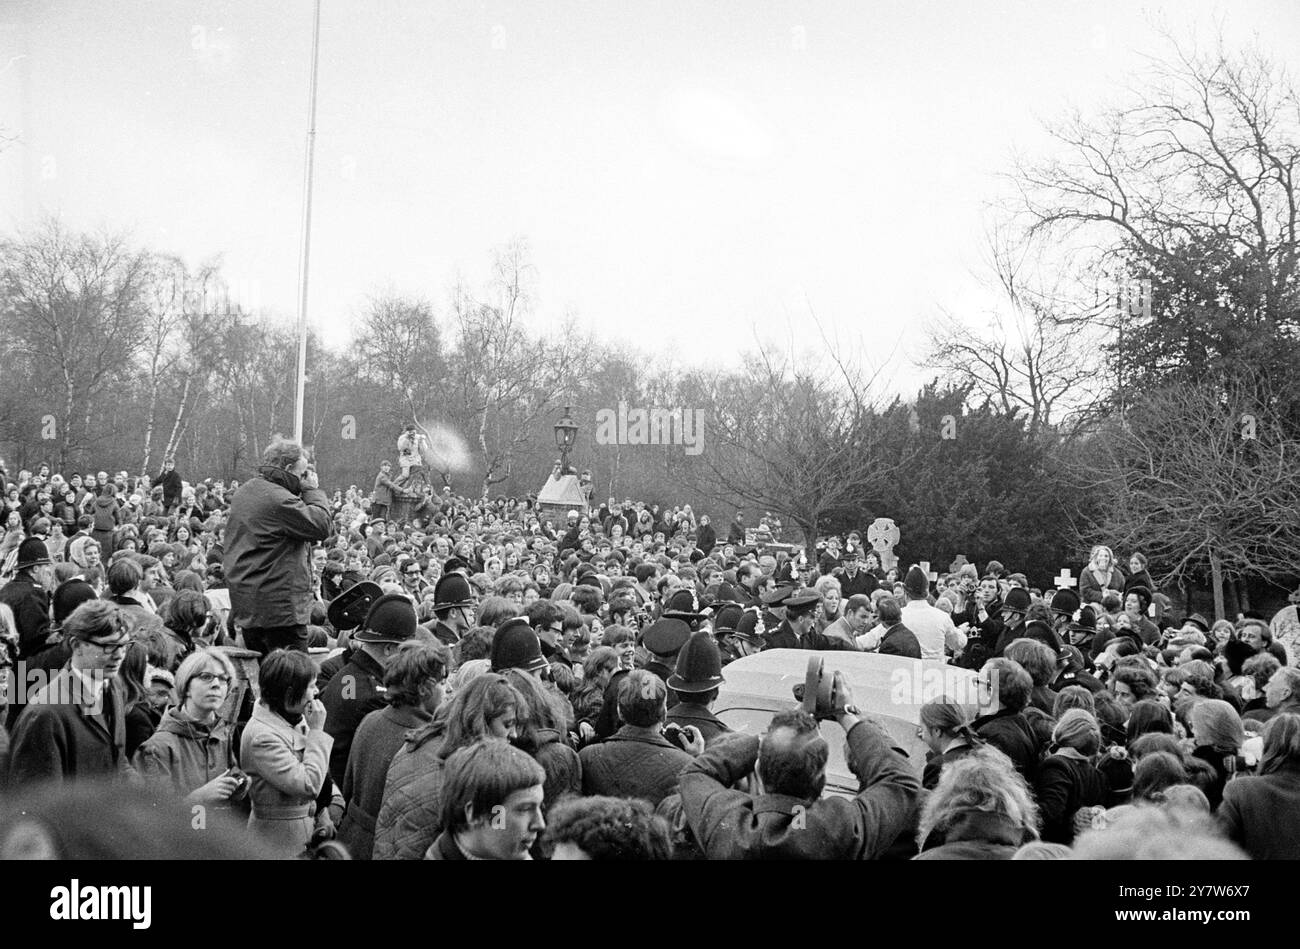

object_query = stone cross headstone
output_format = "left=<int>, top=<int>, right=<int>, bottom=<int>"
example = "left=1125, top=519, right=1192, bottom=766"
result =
left=1055, top=568, right=1078, bottom=590
left=919, top=561, right=939, bottom=584
left=867, top=517, right=900, bottom=572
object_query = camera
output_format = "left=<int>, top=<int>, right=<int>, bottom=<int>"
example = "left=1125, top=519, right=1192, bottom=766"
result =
left=662, top=722, right=692, bottom=751
left=226, top=766, right=252, bottom=802
left=790, top=655, right=843, bottom=721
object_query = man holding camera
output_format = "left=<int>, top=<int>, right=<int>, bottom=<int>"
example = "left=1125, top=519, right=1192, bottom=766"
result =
left=674, top=670, right=920, bottom=859
left=224, top=437, right=333, bottom=656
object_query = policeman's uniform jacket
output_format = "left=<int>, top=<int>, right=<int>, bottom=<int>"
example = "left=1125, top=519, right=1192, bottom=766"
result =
left=665, top=700, right=732, bottom=746
left=319, top=649, right=388, bottom=787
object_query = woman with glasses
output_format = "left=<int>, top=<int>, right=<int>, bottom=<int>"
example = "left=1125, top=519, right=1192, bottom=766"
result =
left=135, top=647, right=246, bottom=808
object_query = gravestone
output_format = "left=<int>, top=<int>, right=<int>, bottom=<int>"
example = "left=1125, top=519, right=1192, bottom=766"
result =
left=867, top=517, right=900, bottom=572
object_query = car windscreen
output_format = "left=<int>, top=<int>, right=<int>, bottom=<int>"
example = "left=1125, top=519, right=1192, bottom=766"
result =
left=713, top=707, right=858, bottom=794
left=714, top=706, right=924, bottom=795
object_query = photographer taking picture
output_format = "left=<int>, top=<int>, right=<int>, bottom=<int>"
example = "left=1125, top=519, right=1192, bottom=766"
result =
left=224, top=437, right=332, bottom=656
left=674, top=669, right=920, bottom=859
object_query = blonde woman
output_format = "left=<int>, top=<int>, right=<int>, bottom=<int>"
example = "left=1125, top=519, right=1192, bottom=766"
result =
left=913, top=746, right=1039, bottom=859
left=1080, top=545, right=1126, bottom=606
left=134, top=647, right=246, bottom=807
left=813, top=574, right=844, bottom=635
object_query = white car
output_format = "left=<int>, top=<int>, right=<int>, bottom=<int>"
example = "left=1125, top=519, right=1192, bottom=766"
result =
left=713, top=649, right=979, bottom=795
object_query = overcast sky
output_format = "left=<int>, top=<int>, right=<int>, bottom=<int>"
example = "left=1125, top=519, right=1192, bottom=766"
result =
left=1, top=0, right=1296, bottom=397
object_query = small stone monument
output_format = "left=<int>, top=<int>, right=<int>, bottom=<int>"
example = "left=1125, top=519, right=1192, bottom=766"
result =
left=867, top=517, right=900, bottom=572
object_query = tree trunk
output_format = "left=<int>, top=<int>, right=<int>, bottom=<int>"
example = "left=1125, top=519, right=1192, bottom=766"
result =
left=164, top=376, right=193, bottom=459
left=1209, top=548, right=1225, bottom=622
left=792, top=514, right=816, bottom=552
left=141, top=380, right=159, bottom=478
left=1235, top=579, right=1251, bottom=615
left=60, top=382, right=75, bottom=473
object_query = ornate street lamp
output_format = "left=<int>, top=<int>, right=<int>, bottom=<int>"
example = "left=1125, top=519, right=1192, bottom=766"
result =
left=554, top=405, right=578, bottom=474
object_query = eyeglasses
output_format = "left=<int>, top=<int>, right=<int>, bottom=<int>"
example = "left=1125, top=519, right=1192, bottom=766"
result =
left=91, top=639, right=131, bottom=656
left=194, top=672, right=233, bottom=685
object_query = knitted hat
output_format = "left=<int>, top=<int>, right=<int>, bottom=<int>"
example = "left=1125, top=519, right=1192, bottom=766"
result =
left=53, top=579, right=98, bottom=624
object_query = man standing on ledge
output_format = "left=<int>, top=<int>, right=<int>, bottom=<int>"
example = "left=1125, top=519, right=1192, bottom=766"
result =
left=224, top=437, right=332, bottom=655
left=396, top=424, right=429, bottom=493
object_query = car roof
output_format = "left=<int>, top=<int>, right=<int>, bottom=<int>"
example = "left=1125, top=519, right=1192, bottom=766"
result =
left=718, top=649, right=978, bottom=719
left=714, top=649, right=979, bottom=786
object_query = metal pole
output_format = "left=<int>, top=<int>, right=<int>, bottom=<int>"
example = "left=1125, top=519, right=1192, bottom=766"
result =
left=293, top=0, right=322, bottom=444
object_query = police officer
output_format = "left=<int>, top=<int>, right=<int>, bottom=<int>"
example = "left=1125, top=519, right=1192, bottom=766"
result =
left=991, top=587, right=1033, bottom=657
left=666, top=631, right=732, bottom=745
left=764, top=590, right=824, bottom=650
left=661, top=588, right=710, bottom=631
left=430, top=573, right=476, bottom=647
left=640, top=618, right=691, bottom=707
left=712, top=604, right=747, bottom=665
left=320, top=592, right=421, bottom=787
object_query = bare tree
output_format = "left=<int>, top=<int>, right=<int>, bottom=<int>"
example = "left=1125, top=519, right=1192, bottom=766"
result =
left=355, top=291, right=446, bottom=422
left=1076, top=370, right=1300, bottom=620
left=0, top=220, right=151, bottom=469
left=1009, top=35, right=1300, bottom=379
left=678, top=336, right=894, bottom=549
left=159, top=265, right=240, bottom=465
left=446, top=241, right=577, bottom=497
left=925, top=226, right=1106, bottom=432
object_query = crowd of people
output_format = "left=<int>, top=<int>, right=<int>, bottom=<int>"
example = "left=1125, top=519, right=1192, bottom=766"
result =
left=0, top=438, right=1298, bottom=861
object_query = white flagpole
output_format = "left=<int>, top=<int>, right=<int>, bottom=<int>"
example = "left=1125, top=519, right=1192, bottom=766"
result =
left=293, top=0, right=322, bottom=444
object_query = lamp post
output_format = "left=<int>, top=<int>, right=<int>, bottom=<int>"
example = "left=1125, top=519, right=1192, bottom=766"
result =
left=554, top=406, right=578, bottom=474
left=292, top=0, right=322, bottom=445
